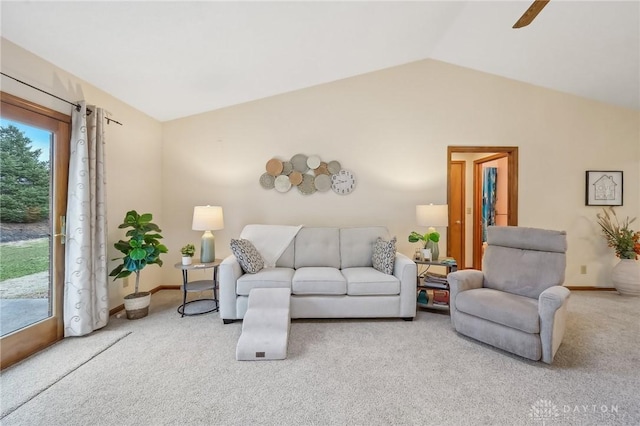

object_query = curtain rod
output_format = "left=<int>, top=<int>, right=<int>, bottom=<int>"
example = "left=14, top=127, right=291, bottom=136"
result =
left=1, top=72, right=123, bottom=126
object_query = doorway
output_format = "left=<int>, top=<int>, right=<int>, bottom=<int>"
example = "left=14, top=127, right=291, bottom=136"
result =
left=447, top=146, right=519, bottom=270
left=0, top=92, right=70, bottom=369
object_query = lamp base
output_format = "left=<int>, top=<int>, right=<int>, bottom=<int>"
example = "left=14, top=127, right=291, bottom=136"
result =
left=200, top=231, right=216, bottom=263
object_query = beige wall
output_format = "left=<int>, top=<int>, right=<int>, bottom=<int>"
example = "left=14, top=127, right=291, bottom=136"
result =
left=2, top=38, right=638, bottom=297
left=162, top=59, right=639, bottom=288
left=1, top=39, right=164, bottom=308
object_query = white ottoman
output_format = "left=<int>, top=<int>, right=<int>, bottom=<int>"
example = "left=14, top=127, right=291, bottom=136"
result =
left=236, top=287, right=291, bottom=361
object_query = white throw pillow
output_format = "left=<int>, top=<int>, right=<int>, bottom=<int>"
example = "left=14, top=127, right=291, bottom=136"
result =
left=372, top=237, right=396, bottom=275
left=230, top=239, right=264, bottom=274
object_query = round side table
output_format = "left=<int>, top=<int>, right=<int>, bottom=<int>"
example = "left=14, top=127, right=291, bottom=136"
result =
left=174, top=259, right=222, bottom=317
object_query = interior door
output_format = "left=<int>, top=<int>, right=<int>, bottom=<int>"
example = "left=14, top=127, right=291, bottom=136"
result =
left=448, top=161, right=465, bottom=267
left=448, top=146, right=519, bottom=271
left=0, top=92, right=69, bottom=370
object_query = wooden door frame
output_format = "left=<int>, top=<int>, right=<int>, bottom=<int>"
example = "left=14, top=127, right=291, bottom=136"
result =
left=449, top=160, right=465, bottom=268
left=447, top=146, right=519, bottom=270
left=473, top=153, right=509, bottom=269
left=1, top=92, right=70, bottom=370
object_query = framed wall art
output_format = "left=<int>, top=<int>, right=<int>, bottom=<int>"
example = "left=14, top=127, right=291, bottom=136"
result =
left=585, top=170, right=623, bottom=206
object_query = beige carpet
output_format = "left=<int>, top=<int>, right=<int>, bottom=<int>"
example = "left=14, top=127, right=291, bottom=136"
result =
left=1, top=290, right=638, bottom=425
left=0, top=329, right=131, bottom=418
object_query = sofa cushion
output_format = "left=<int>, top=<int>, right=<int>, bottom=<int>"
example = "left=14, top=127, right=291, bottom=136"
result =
left=236, top=268, right=294, bottom=296
left=230, top=239, right=264, bottom=274
left=342, top=267, right=400, bottom=296
left=372, top=237, right=396, bottom=275
left=455, top=288, right=540, bottom=334
left=294, top=227, right=340, bottom=269
left=340, top=227, right=390, bottom=269
left=292, top=267, right=346, bottom=295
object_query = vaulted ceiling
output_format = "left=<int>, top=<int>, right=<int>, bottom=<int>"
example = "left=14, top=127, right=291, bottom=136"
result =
left=1, top=1, right=638, bottom=122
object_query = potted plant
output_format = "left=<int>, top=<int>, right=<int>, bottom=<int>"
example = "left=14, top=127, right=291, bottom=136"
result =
left=109, top=210, right=168, bottom=319
left=409, top=227, right=441, bottom=261
left=596, top=207, right=640, bottom=296
left=181, top=243, right=195, bottom=265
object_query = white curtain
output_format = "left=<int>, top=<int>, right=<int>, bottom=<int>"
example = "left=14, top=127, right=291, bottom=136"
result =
left=63, top=101, right=108, bottom=337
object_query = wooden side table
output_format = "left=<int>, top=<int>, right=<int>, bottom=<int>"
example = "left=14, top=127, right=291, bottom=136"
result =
left=174, top=259, right=222, bottom=317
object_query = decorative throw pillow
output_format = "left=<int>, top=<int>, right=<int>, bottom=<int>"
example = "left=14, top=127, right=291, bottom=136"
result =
left=230, top=239, right=264, bottom=274
left=372, top=237, right=396, bottom=275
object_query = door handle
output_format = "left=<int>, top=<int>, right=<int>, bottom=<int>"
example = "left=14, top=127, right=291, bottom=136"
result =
left=455, top=220, right=462, bottom=224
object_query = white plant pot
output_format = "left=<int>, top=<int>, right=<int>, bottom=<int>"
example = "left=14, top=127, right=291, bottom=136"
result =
left=182, top=256, right=193, bottom=266
left=612, top=259, right=640, bottom=297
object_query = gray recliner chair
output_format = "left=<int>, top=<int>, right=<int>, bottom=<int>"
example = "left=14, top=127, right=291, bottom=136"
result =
left=447, top=226, right=570, bottom=364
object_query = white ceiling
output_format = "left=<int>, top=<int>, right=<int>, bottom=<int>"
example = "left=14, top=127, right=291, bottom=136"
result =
left=1, top=1, right=638, bottom=122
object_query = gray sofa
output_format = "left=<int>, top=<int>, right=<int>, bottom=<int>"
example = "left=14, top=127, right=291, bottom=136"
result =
left=447, top=226, right=570, bottom=364
left=219, top=226, right=417, bottom=323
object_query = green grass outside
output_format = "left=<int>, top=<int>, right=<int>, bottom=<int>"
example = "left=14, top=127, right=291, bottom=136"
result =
left=0, top=239, right=49, bottom=281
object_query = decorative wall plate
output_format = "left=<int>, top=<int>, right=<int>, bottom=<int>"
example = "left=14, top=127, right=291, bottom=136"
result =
left=282, top=161, right=293, bottom=176
left=266, top=158, right=283, bottom=176
left=291, top=154, right=309, bottom=173
left=259, top=173, right=275, bottom=189
left=298, top=174, right=317, bottom=195
left=259, top=155, right=355, bottom=196
left=289, top=171, right=303, bottom=186
left=307, top=155, right=321, bottom=169
left=327, top=160, right=341, bottom=175
left=274, top=175, right=292, bottom=193
left=314, top=174, right=331, bottom=192
left=314, top=162, right=329, bottom=176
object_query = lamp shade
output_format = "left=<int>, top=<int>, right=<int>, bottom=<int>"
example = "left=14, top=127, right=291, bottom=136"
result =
left=416, top=204, right=448, bottom=227
left=192, top=206, right=224, bottom=231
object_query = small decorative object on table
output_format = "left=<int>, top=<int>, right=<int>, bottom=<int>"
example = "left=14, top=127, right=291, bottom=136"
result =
left=596, top=207, right=640, bottom=296
left=408, top=229, right=439, bottom=261
left=180, top=243, right=195, bottom=266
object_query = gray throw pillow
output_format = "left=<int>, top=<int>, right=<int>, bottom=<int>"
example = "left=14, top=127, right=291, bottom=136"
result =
left=230, top=239, right=264, bottom=274
left=372, top=237, right=396, bottom=275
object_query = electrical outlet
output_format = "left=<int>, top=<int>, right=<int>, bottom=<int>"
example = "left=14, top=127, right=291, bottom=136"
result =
left=123, top=277, right=130, bottom=288
left=580, top=265, right=587, bottom=275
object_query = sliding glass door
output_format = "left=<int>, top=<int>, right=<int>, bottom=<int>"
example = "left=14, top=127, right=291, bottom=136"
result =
left=0, top=92, right=70, bottom=369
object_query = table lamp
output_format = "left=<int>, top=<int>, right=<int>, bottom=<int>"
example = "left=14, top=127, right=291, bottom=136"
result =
left=416, top=204, right=448, bottom=261
left=192, top=205, right=224, bottom=263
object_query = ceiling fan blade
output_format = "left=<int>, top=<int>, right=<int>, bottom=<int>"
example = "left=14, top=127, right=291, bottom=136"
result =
left=513, top=0, right=550, bottom=29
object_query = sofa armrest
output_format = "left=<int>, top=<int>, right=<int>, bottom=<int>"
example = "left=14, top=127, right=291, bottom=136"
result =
left=219, top=255, right=244, bottom=320
left=447, top=269, right=484, bottom=329
left=539, top=286, right=571, bottom=364
left=393, top=253, right=418, bottom=318
left=394, top=253, right=417, bottom=318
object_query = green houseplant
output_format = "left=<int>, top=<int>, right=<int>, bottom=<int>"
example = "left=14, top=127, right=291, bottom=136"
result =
left=109, top=210, right=168, bottom=319
left=180, top=243, right=195, bottom=265
left=408, top=227, right=441, bottom=260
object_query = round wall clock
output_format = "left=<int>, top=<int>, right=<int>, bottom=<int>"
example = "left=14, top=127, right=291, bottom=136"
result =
left=331, top=169, right=356, bottom=195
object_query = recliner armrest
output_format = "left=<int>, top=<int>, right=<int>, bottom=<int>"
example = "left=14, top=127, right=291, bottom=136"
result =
left=538, top=286, right=571, bottom=364
left=447, top=269, right=484, bottom=329
left=447, top=270, right=484, bottom=294
left=538, top=286, right=570, bottom=312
